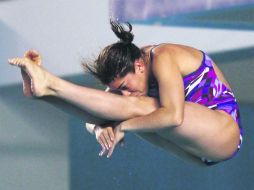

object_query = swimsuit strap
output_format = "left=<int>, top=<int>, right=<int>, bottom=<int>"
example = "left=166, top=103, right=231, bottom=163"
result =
left=148, top=45, right=159, bottom=83
left=148, top=44, right=165, bottom=64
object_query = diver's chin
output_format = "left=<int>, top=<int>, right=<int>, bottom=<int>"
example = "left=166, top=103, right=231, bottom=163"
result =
left=139, top=92, right=147, bottom=96
left=135, top=89, right=148, bottom=96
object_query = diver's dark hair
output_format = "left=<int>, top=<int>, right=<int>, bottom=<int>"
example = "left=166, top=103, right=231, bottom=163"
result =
left=83, top=20, right=142, bottom=85
left=110, top=20, right=134, bottom=44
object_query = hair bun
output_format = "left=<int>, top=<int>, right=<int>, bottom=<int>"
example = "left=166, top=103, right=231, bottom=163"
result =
left=110, top=19, right=134, bottom=44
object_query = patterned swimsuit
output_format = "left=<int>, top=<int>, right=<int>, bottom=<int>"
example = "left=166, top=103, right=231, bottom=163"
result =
left=148, top=49, right=243, bottom=165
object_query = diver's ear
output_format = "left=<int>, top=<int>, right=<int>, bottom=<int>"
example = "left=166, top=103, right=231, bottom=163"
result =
left=134, top=59, right=145, bottom=73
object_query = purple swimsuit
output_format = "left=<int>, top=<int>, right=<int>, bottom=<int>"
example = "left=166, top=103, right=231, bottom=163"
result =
left=148, top=50, right=243, bottom=165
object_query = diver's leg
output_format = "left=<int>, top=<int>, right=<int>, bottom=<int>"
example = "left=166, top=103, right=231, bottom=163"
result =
left=8, top=57, right=158, bottom=123
left=136, top=132, right=206, bottom=167
left=155, top=102, right=240, bottom=162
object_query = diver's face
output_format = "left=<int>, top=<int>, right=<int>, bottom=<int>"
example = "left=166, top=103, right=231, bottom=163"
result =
left=108, top=60, right=148, bottom=96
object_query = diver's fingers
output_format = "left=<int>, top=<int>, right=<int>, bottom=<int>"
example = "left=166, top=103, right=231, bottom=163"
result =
left=106, top=144, right=116, bottom=158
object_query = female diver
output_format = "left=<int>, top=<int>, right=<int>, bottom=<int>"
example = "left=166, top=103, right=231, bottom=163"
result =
left=8, top=20, right=242, bottom=166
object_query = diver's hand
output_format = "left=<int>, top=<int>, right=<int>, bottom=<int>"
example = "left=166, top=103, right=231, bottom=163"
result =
left=94, top=125, right=115, bottom=156
left=106, top=123, right=125, bottom=158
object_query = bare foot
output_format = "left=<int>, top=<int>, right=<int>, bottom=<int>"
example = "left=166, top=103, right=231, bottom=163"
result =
left=22, top=50, right=41, bottom=97
left=8, top=51, right=52, bottom=97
